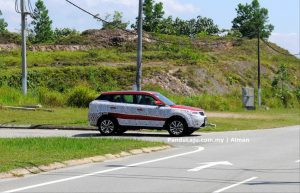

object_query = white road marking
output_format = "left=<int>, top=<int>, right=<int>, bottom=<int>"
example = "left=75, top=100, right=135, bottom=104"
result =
left=212, top=177, right=258, bottom=193
left=296, top=160, right=300, bottom=163
left=188, top=161, right=232, bottom=172
left=2, top=146, right=204, bottom=193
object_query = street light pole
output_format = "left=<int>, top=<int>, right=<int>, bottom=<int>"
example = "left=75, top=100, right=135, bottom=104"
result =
left=136, top=0, right=143, bottom=91
left=257, top=30, right=261, bottom=107
left=21, top=0, right=28, bottom=95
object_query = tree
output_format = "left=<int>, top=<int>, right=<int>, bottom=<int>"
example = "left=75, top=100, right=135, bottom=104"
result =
left=159, top=16, right=219, bottom=37
left=151, top=1, right=164, bottom=32
left=272, top=64, right=292, bottom=107
left=195, top=16, right=219, bottom=35
left=232, top=0, right=274, bottom=39
left=53, top=28, right=79, bottom=39
left=158, top=16, right=176, bottom=35
left=142, top=0, right=154, bottom=31
left=0, top=10, right=8, bottom=33
left=102, top=11, right=129, bottom=30
left=132, top=0, right=164, bottom=32
left=31, top=0, right=53, bottom=43
left=131, top=0, right=218, bottom=36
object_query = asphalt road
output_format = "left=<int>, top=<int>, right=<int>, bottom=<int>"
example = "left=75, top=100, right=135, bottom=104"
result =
left=0, top=125, right=299, bottom=193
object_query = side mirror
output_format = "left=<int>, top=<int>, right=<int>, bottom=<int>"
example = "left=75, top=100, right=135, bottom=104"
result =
left=155, top=100, right=164, bottom=106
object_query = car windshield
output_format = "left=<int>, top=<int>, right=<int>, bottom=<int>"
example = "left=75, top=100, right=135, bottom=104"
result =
left=155, top=93, right=175, bottom=106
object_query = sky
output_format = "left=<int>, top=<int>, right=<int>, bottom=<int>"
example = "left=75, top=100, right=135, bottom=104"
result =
left=0, top=0, right=299, bottom=55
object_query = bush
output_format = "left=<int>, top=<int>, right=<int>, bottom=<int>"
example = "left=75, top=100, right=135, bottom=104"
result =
left=66, top=86, right=96, bottom=108
left=36, top=88, right=65, bottom=107
left=0, top=32, right=21, bottom=44
left=0, top=86, right=38, bottom=106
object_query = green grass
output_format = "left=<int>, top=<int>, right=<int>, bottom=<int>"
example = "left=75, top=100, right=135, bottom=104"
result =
left=0, top=108, right=88, bottom=126
left=203, top=109, right=300, bottom=132
left=0, top=137, right=165, bottom=173
left=0, top=108, right=299, bottom=132
left=0, top=33, right=299, bottom=112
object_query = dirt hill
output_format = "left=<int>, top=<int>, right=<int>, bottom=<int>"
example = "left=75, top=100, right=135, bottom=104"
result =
left=0, top=30, right=299, bottom=102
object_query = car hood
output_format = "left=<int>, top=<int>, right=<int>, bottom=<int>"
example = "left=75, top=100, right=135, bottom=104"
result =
left=170, top=105, right=204, bottom=112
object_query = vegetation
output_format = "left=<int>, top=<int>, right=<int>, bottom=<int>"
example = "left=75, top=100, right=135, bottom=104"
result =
left=0, top=31, right=21, bottom=44
left=203, top=109, right=300, bottom=132
left=0, top=137, right=165, bottom=173
left=271, top=64, right=294, bottom=108
left=0, top=107, right=298, bottom=132
left=141, top=0, right=164, bottom=32
left=52, top=28, right=81, bottom=44
left=0, top=1, right=298, bottom=122
left=232, top=0, right=274, bottom=38
left=0, top=10, right=8, bottom=33
left=0, top=108, right=89, bottom=126
left=101, top=11, right=129, bottom=30
left=31, top=0, right=53, bottom=43
left=132, top=0, right=219, bottom=36
left=0, top=34, right=299, bottom=109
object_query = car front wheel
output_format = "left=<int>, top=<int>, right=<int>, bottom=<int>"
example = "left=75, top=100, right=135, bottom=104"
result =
left=167, top=119, right=187, bottom=136
left=98, top=118, right=117, bottom=136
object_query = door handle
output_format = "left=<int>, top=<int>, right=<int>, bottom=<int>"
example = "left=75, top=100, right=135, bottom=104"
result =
left=137, top=108, right=143, bottom=111
left=110, top=107, right=117, bottom=109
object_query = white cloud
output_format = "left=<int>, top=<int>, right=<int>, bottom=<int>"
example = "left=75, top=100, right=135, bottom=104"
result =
left=269, top=32, right=300, bottom=56
left=1, top=0, right=201, bottom=32
left=158, top=0, right=198, bottom=16
left=0, top=0, right=15, bottom=13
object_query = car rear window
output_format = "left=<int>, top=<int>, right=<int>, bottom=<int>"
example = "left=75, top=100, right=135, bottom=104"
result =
left=96, top=94, right=112, bottom=101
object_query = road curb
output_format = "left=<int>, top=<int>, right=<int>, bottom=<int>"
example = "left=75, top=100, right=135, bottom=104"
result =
left=0, top=124, right=96, bottom=131
left=0, top=145, right=171, bottom=180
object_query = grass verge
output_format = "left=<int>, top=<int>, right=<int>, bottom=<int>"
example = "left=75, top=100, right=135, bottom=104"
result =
left=0, top=137, right=165, bottom=173
left=0, top=108, right=299, bottom=131
left=0, top=108, right=88, bottom=126
left=203, top=109, right=300, bottom=131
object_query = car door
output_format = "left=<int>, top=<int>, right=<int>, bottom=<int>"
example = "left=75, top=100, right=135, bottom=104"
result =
left=110, top=94, right=138, bottom=127
left=134, top=94, right=170, bottom=128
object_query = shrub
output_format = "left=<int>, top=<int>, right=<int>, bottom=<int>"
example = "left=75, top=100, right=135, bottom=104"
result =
left=0, top=32, right=21, bottom=44
left=36, top=88, right=65, bottom=107
left=66, top=86, right=96, bottom=108
left=0, top=86, right=38, bottom=106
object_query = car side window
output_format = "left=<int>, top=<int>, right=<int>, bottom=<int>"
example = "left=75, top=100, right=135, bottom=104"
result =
left=123, top=95, right=134, bottom=104
left=136, top=95, right=156, bottom=106
left=111, top=95, right=124, bottom=103
left=96, top=94, right=111, bottom=101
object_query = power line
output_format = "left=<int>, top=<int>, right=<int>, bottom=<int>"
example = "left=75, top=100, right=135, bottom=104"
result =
left=65, top=0, right=136, bottom=35
left=64, top=0, right=225, bottom=47
left=65, top=0, right=300, bottom=57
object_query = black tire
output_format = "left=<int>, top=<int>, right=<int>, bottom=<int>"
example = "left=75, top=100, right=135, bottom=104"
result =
left=167, top=119, right=187, bottom=136
left=98, top=117, right=117, bottom=136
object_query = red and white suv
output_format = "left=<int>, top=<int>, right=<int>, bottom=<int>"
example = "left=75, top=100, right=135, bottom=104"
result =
left=88, top=91, right=207, bottom=136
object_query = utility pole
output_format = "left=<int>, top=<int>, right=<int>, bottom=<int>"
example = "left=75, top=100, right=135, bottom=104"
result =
left=257, top=30, right=261, bottom=107
left=21, top=0, right=28, bottom=95
left=136, top=0, right=143, bottom=91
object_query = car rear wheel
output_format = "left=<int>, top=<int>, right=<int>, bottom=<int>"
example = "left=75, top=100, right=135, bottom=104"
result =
left=98, top=118, right=117, bottom=136
left=167, top=119, right=187, bottom=136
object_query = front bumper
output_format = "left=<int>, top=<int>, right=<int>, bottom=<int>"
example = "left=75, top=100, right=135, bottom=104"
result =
left=189, top=114, right=208, bottom=129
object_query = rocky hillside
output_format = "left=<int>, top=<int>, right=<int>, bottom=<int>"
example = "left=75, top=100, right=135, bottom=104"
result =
left=0, top=29, right=299, bottom=98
